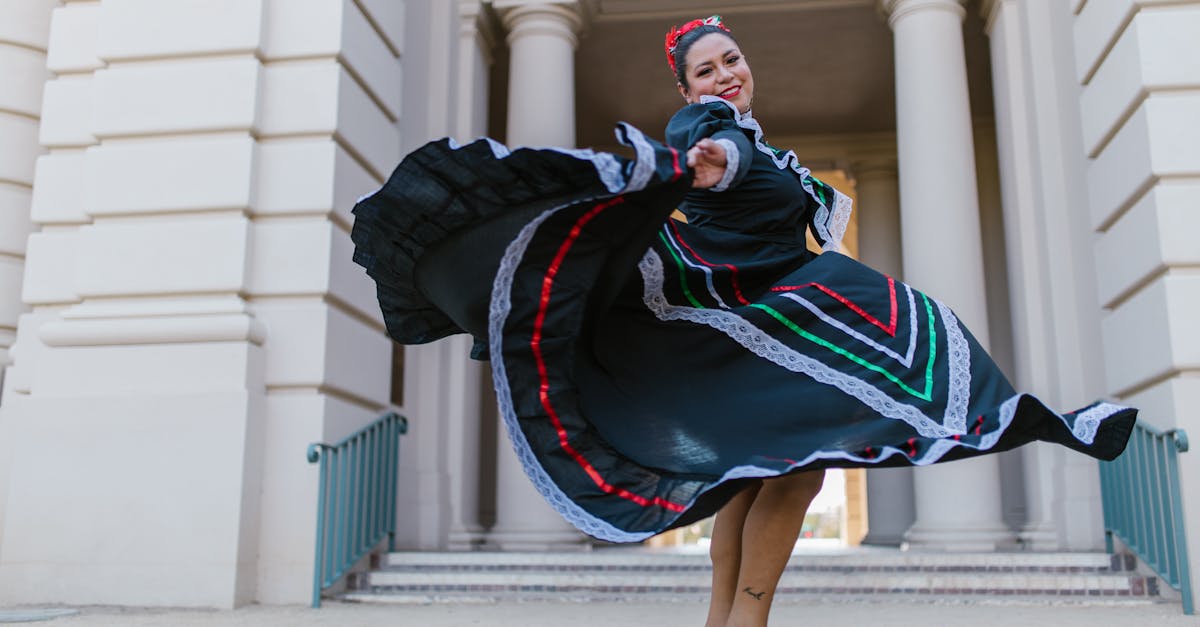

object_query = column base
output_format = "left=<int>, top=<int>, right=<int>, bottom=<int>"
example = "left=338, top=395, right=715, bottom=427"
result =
left=487, top=528, right=590, bottom=552
left=860, top=532, right=906, bottom=547
left=447, top=526, right=488, bottom=551
left=1018, top=522, right=1059, bottom=551
left=902, top=524, right=1017, bottom=552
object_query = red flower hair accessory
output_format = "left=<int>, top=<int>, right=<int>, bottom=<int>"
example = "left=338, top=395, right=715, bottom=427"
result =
left=664, top=15, right=731, bottom=75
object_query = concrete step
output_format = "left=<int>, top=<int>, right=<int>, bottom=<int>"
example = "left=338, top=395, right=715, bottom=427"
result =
left=339, top=548, right=1166, bottom=605
left=379, top=548, right=1127, bottom=572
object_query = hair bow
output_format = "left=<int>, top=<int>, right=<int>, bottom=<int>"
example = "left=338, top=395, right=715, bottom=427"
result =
left=664, top=15, right=730, bottom=74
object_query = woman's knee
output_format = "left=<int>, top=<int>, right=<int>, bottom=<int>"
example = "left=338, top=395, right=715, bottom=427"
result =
left=767, top=469, right=826, bottom=500
left=709, top=532, right=741, bottom=565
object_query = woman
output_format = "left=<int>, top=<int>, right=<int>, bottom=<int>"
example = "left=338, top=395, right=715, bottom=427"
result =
left=351, top=15, right=1134, bottom=627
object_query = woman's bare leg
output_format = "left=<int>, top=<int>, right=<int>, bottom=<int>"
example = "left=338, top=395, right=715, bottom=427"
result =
left=725, top=469, right=826, bottom=627
left=704, top=482, right=762, bottom=627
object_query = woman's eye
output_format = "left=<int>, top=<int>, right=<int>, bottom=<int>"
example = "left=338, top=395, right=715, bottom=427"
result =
left=697, top=68, right=711, bottom=76
left=727, top=56, right=740, bottom=64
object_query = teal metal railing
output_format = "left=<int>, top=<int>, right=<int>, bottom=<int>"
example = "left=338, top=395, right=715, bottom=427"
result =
left=1099, top=421, right=1192, bottom=614
left=306, top=411, right=408, bottom=608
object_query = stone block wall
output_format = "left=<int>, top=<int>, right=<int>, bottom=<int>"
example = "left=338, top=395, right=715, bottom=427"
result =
left=1072, top=0, right=1200, bottom=604
left=0, top=0, right=402, bottom=607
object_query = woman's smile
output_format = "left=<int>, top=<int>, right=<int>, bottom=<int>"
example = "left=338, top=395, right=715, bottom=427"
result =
left=677, top=32, right=755, bottom=113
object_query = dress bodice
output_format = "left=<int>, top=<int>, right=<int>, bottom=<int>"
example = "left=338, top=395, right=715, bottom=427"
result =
left=663, top=99, right=835, bottom=248
left=679, top=143, right=814, bottom=242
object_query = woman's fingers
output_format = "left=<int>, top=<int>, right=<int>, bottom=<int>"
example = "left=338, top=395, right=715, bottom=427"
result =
left=687, top=138, right=728, bottom=188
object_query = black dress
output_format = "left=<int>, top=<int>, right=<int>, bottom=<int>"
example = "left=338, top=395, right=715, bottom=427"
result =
left=350, top=97, right=1135, bottom=543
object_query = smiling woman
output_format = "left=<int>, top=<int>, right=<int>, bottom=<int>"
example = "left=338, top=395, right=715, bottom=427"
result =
left=350, top=13, right=1137, bottom=627
left=672, top=27, right=755, bottom=114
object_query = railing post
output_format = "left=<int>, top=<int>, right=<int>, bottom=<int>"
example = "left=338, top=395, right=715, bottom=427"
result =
left=1100, top=422, right=1192, bottom=615
left=307, top=445, right=329, bottom=608
left=1168, top=430, right=1192, bottom=615
left=307, top=411, right=408, bottom=607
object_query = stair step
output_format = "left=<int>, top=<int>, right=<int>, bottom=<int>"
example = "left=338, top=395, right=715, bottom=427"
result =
left=340, top=590, right=1166, bottom=607
left=340, top=549, right=1161, bottom=605
left=383, top=549, right=1125, bottom=572
left=365, top=570, right=1154, bottom=593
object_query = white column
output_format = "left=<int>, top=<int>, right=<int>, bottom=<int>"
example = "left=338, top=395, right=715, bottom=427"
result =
left=0, top=0, right=56, bottom=564
left=852, top=156, right=918, bottom=546
left=488, top=0, right=587, bottom=550
left=982, top=0, right=1060, bottom=550
left=852, top=157, right=903, bottom=278
left=500, top=1, right=581, bottom=147
left=0, top=0, right=400, bottom=607
left=443, top=1, right=498, bottom=550
left=880, top=0, right=1014, bottom=551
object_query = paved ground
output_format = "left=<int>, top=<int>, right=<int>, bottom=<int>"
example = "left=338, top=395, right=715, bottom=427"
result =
left=2, top=599, right=1195, bottom=626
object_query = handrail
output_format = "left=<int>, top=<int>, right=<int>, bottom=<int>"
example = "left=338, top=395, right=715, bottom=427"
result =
left=307, top=411, right=409, bottom=608
left=1099, top=421, right=1192, bottom=614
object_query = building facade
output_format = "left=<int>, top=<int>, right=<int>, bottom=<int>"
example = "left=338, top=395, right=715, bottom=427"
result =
left=0, top=0, right=1196, bottom=609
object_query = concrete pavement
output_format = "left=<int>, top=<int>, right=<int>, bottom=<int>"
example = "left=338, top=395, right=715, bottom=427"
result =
left=3, top=598, right=1195, bottom=626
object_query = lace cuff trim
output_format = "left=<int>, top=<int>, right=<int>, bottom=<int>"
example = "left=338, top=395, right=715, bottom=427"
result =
left=710, top=138, right=740, bottom=192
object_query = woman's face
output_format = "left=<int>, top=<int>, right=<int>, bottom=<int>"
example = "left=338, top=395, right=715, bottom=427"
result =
left=677, top=33, right=754, bottom=114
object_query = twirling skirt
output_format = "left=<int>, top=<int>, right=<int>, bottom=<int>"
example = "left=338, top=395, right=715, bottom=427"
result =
left=350, top=125, right=1135, bottom=542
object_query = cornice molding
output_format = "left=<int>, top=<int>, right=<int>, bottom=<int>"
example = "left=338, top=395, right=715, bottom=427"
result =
left=878, top=0, right=967, bottom=29
left=491, top=0, right=587, bottom=47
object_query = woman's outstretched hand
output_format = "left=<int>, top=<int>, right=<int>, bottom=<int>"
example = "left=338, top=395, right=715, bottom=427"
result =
left=687, top=138, right=727, bottom=189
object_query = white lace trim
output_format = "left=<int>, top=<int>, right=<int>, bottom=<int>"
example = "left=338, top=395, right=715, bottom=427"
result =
left=710, top=138, right=740, bottom=192
left=486, top=237, right=1107, bottom=542
left=552, top=147, right=625, bottom=194
left=489, top=203, right=655, bottom=543
left=1069, top=401, right=1127, bottom=444
left=936, top=300, right=972, bottom=434
left=443, top=136, right=628, bottom=195
left=615, top=122, right=656, bottom=193
left=484, top=137, right=510, bottom=159
left=657, top=226, right=921, bottom=370
left=777, top=283, right=918, bottom=369
left=701, top=394, right=1022, bottom=505
left=355, top=187, right=381, bottom=204
left=639, top=250, right=971, bottom=438
left=697, top=95, right=852, bottom=252
left=826, top=189, right=853, bottom=253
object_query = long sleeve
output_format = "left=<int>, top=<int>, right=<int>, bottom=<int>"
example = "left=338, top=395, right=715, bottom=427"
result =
left=665, top=101, right=754, bottom=191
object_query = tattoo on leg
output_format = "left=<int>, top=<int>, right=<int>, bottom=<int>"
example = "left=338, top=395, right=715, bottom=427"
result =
left=742, top=587, right=766, bottom=600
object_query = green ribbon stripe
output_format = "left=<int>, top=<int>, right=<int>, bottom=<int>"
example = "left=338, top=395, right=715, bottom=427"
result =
left=659, top=230, right=938, bottom=402
left=747, top=293, right=937, bottom=402
left=658, top=231, right=705, bottom=309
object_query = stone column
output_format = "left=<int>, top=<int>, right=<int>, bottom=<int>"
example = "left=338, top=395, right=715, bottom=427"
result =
left=444, top=0, right=498, bottom=551
left=880, top=0, right=1014, bottom=551
left=852, top=157, right=903, bottom=278
left=499, top=1, right=581, bottom=147
left=981, top=0, right=1063, bottom=550
left=488, top=0, right=587, bottom=550
left=852, top=156, right=918, bottom=546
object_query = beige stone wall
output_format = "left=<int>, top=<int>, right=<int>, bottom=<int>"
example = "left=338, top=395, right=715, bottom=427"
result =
left=0, top=1, right=53, bottom=383
left=1071, top=0, right=1200, bottom=603
left=0, top=0, right=57, bottom=578
left=0, top=0, right=401, bottom=607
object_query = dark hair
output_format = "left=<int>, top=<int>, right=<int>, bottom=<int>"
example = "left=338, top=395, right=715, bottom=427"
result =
left=672, top=26, right=739, bottom=88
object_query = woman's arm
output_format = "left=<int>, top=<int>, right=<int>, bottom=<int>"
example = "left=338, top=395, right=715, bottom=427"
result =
left=665, top=101, right=753, bottom=191
left=688, top=137, right=728, bottom=189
